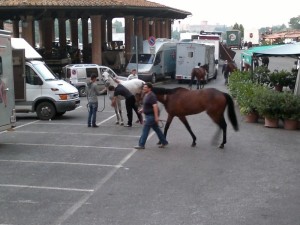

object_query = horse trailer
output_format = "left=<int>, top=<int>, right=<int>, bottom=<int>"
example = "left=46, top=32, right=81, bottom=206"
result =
left=175, top=42, right=218, bottom=83
left=0, top=29, right=16, bottom=132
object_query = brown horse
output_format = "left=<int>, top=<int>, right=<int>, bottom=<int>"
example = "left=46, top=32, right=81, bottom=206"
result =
left=152, top=87, right=239, bottom=148
left=223, top=61, right=238, bottom=84
left=189, top=64, right=209, bottom=89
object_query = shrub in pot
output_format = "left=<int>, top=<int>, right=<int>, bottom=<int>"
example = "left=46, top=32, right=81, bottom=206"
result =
left=254, top=88, right=283, bottom=127
left=268, top=70, right=292, bottom=91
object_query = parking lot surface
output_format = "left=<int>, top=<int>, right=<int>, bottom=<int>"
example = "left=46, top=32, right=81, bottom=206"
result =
left=1, top=56, right=300, bottom=225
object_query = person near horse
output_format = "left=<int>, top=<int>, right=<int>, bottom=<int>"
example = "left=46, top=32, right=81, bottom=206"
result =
left=86, top=73, right=102, bottom=128
left=253, top=56, right=259, bottom=69
left=108, top=79, right=142, bottom=127
left=241, top=56, right=246, bottom=71
left=127, top=68, right=138, bottom=80
left=134, top=82, right=168, bottom=150
left=222, top=60, right=230, bottom=85
left=261, top=56, right=269, bottom=68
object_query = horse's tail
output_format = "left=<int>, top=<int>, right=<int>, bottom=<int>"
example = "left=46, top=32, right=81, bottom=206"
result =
left=224, top=93, right=239, bottom=131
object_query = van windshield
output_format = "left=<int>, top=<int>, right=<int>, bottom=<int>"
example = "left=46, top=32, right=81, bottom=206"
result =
left=130, top=54, right=154, bottom=64
left=32, top=63, right=57, bottom=81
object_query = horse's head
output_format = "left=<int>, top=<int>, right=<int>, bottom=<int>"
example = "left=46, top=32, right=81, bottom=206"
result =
left=101, top=71, right=115, bottom=87
left=201, top=64, right=209, bottom=73
left=227, top=61, right=238, bottom=72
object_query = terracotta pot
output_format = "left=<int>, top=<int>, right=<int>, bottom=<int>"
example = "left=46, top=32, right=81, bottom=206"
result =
left=244, top=112, right=259, bottom=123
left=283, top=119, right=299, bottom=130
left=264, top=117, right=279, bottom=128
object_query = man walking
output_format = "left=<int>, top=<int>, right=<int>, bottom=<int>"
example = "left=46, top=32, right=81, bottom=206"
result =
left=134, top=82, right=168, bottom=149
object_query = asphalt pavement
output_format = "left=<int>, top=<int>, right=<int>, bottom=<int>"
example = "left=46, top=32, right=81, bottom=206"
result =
left=0, top=58, right=299, bottom=225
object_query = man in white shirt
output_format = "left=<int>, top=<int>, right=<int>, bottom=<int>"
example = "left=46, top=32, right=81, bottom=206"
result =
left=127, top=69, right=138, bottom=80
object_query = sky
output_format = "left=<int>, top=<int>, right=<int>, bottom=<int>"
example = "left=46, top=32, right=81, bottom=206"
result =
left=150, top=0, right=300, bottom=29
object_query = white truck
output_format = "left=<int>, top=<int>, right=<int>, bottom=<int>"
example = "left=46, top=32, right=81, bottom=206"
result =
left=126, top=38, right=177, bottom=83
left=243, top=29, right=260, bottom=47
left=0, top=30, right=16, bottom=132
left=12, top=38, right=80, bottom=120
left=175, top=42, right=218, bottom=83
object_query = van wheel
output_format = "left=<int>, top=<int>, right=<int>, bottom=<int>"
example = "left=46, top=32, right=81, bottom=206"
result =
left=78, top=86, right=86, bottom=97
left=151, top=74, right=157, bottom=83
left=36, top=102, right=56, bottom=120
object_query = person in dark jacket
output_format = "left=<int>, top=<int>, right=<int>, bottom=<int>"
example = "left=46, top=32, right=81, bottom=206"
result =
left=109, top=83, right=142, bottom=127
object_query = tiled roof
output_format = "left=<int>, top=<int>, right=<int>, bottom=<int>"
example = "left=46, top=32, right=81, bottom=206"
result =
left=0, top=0, right=166, bottom=7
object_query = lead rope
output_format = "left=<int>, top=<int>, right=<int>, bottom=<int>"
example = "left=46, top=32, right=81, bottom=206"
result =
left=86, top=88, right=107, bottom=113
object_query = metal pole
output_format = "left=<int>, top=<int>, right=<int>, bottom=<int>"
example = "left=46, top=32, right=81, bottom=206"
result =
left=135, top=36, right=138, bottom=73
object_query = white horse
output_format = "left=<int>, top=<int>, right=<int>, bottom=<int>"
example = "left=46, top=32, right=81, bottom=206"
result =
left=101, top=72, right=145, bottom=125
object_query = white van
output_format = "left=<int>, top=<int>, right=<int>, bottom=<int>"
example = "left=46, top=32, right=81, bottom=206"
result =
left=12, top=38, right=80, bottom=120
left=61, top=64, right=125, bottom=97
left=126, top=38, right=177, bottom=83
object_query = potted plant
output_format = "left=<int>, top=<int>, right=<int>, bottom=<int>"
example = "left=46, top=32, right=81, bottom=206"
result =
left=281, top=92, right=300, bottom=130
left=268, top=70, right=292, bottom=91
left=254, top=88, right=283, bottom=128
left=236, top=82, right=261, bottom=123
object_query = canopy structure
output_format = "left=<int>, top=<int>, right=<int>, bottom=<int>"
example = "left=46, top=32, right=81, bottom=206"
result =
left=252, top=43, right=300, bottom=58
left=249, top=43, right=300, bottom=96
left=241, top=45, right=276, bottom=65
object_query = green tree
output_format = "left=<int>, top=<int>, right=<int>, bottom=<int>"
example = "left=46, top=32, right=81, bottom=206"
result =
left=172, top=30, right=180, bottom=40
left=113, top=20, right=124, bottom=33
left=231, top=23, right=244, bottom=37
left=288, top=16, right=300, bottom=30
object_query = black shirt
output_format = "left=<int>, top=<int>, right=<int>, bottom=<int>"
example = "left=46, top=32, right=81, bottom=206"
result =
left=114, top=84, right=133, bottom=99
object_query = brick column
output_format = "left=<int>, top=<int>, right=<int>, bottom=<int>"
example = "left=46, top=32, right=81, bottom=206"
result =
left=70, top=18, right=78, bottom=48
left=91, top=15, right=102, bottom=64
left=124, top=16, right=134, bottom=63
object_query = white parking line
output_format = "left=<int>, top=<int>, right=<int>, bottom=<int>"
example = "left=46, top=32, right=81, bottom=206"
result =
left=0, top=159, right=123, bottom=168
left=2, top=142, right=134, bottom=151
left=13, top=130, right=140, bottom=138
left=0, top=184, right=93, bottom=192
left=54, top=149, right=137, bottom=225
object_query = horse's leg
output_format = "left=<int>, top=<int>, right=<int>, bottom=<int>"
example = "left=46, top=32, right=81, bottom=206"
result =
left=189, top=74, right=194, bottom=90
left=117, top=100, right=124, bottom=125
left=178, top=116, right=197, bottom=147
left=218, top=117, right=227, bottom=149
left=196, top=78, right=200, bottom=89
left=114, top=105, right=120, bottom=124
left=208, top=111, right=227, bottom=149
left=157, top=115, right=174, bottom=145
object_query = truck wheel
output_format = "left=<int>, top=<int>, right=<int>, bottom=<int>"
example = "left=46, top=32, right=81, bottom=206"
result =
left=36, top=102, right=56, bottom=120
left=151, top=74, right=157, bottom=83
left=78, top=86, right=86, bottom=97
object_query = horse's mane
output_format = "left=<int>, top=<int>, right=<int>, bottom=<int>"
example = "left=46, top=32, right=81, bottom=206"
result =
left=152, top=87, right=185, bottom=95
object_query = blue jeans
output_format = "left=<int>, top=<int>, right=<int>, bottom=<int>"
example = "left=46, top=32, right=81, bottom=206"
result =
left=88, top=102, right=98, bottom=126
left=138, top=114, right=168, bottom=147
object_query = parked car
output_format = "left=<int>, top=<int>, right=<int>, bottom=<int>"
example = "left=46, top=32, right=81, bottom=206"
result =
left=61, top=64, right=125, bottom=97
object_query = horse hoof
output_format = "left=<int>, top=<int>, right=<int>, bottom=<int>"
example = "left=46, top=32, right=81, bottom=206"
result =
left=219, top=144, right=224, bottom=149
left=115, top=121, right=119, bottom=125
left=191, top=143, right=196, bottom=147
left=120, top=122, right=124, bottom=126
